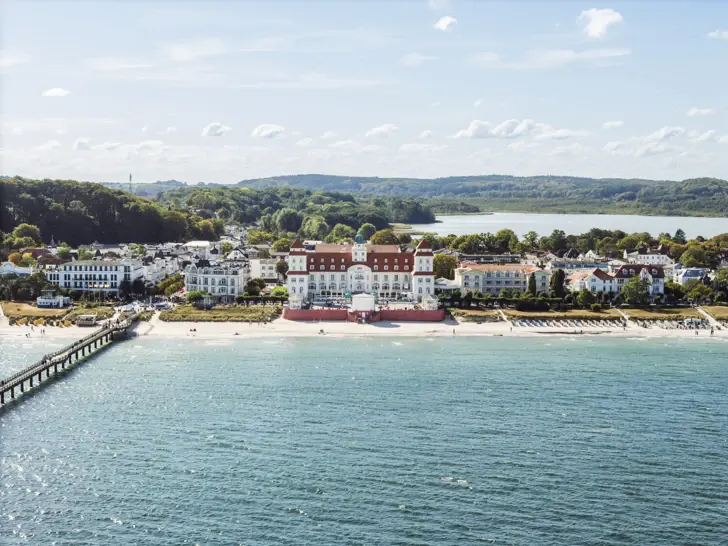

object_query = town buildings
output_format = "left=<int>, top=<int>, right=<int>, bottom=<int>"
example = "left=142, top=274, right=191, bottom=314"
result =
left=183, top=262, right=247, bottom=302
left=567, top=268, right=618, bottom=294
left=673, top=267, right=709, bottom=287
left=286, top=237, right=435, bottom=301
left=567, top=265, right=666, bottom=296
left=623, top=247, right=674, bottom=266
left=44, top=259, right=144, bottom=294
left=453, top=262, right=551, bottom=296
left=0, top=262, right=33, bottom=277
left=249, top=258, right=280, bottom=284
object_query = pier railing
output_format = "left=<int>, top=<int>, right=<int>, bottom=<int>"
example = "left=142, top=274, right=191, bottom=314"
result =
left=0, top=310, right=141, bottom=406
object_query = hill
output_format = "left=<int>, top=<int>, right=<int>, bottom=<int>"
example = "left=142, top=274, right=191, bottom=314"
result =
left=235, top=174, right=728, bottom=217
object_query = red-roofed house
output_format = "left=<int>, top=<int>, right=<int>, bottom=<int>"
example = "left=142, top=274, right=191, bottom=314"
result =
left=286, top=237, right=434, bottom=301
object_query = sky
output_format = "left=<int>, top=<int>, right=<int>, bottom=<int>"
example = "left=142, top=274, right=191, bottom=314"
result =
left=1, top=0, right=727, bottom=184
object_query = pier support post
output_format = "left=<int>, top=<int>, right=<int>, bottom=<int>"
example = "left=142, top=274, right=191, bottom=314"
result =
left=55, top=363, right=58, bottom=374
left=1, top=391, right=4, bottom=404
left=11, top=387, right=14, bottom=399
left=20, top=381, right=24, bottom=393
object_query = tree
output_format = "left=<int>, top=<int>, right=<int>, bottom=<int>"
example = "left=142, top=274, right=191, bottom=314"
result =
left=397, top=233, right=413, bottom=245
left=688, top=282, right=713, bottom=303
left=673, top=229, right=687, bottom=244
left=186, top=290, right=206, bottom=304
left=577, top=288, right=596, bottom=307
left=245, top=278, right=266, bottom=296
left=270, top=286, right=288, bottom=298
left=679, top=245, right=706, bottom=267
left=247, top=229, right=274, bottom=245
left=221, top=241, right=233, bottom=257
left=433, top=253, right=458, bottom=279
left=357, top=223, right=377, bottom=241
left=327, top=223, right=356, bottom=242
left=664, top=280, right=686, bottom=303
left=621, top=278, right=650, bottom=305
left=128, top=243, right=146, bottom=257
left=7, top=252, right=22, bottom=265
left=274, top=208, right=303, bottom=233
left=119, top=280, right=132, bottom=299
left=57, top=245, right=72, bottom=260
left=19, top=253, right=36, bottom=267
left=272, top=237, right=292, bottom=253
left=549, top=269, right=566, bottom=299
left=300, top=215, right=330, bottom=240
left=276, top=259, right=289, bottom=280
left=523, top=231, right=539, bottom=250
left=12, top=223, right=42, bottom=245
left=527, top=273, right=537, bottom=296
left=370, top=229, right=399, bottom=245
left=77, top=248, right=94, bottom=261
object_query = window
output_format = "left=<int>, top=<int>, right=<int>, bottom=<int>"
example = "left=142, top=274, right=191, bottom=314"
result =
left=309, top=265, right=314, bottom=270
left=373, top=265, right=379, bottom=271
left=384, top=266, right=389, bottom=271
left=394, top=266, right=399, bottom=271
left=341, top=265, right=345, bottom=271
left=341, top=258, right=345, bottom=262
left=373, top=274, right=379, bottom=281
left=320, top=265, right=325, bottom=270
left=404, top=265, right=409, bottom=271
left=330, top=265, right=335, bottom=270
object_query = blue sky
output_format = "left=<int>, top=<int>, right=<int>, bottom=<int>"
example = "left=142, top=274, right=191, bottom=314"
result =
left=1, top=1, right=727, bottom=183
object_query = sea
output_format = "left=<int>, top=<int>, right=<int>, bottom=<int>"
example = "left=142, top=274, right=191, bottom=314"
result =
left=411, top=212, right=728, bottom=238
left=1, top=336, right=727, bottom=545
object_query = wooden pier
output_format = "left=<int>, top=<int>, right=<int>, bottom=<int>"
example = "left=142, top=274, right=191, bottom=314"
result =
left=0, top=311, right=141, bottom=406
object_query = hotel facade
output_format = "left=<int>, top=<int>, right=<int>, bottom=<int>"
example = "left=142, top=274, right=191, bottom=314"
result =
left=454, top=262, right=551, bottom=296
left=286, top=238, right=435, bottom=301
left=44, top=259, right=144, bottom=294
left=184, top=263, right=247, bottom=302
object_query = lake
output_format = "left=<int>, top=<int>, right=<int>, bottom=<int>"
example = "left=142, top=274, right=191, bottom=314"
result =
left=411, top=212, right=728, bottom=238
left=2, top=336, right=727, bottom=545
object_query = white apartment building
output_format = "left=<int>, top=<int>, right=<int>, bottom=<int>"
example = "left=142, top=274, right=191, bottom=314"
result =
left=184, top=263, right=247, bottom=302
left=454, top=262, right=551, bottom=296
left=44, top=259, right=144, bottom=294
left=249, top=258, right=279, bottom=282
left=623, top=249, right=674, bottom=266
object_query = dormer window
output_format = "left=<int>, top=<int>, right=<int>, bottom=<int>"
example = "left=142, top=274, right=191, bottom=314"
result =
left=384, top=259, right=388, bottom=263
left=384, top=266, right=389, bottom=271
left=341, top=265, right=345, bottom=270
left=394, top=266, right=399, bottom=271
left=404, top=265, right=409, bottom=271
left=341, top=258, right=345, bottom=262
left=373, top=265, right=379, bottom=271
left=320, top=265, right=325, bottom=270
left=374, top=258, right=378, bottom=263
left=331, top=258, right=334, bottom=262
left=395, top=258, right=399, bottom=263
left=320, top=258, right=324, bottom=262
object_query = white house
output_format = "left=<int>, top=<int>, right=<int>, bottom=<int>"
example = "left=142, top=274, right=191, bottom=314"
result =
left=673, top=268, right=708, bottom=287
left=613, top=265, right=665, bottom=295
left=453, top=262, right=551, bottom=296
left=249, top=258, right=280, bottom=283
left=567, top=268, right=618, bottom=294
left=184, top=263, right=247, bottom=302
left=286, top=238, right=435, bottom=301
left=45, top=259, right=144, bottom=295
left=182, top=241, right=213, bottom=260
left=624, top=248, right=674, bottom=266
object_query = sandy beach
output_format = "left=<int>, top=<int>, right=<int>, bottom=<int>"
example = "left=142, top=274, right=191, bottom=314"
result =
left=1, top=311, right=724, bottom=342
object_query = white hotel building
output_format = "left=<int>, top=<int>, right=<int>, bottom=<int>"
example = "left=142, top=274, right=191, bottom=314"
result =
left=44, top=259, right=144, bottom=295
left=184, top=263, right=247, bottom=302
left=286, top=238, right=435, bottom=301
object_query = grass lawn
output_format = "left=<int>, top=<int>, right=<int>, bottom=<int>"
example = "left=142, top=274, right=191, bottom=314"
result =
left=159, top=305, right=282, bottom=322
left=0, top=302, right=67, bottom=319
left=64, top=306, right=115, bottom=322
left=700, top=306, right=728, bottom=320
left=623, top=307, right=701, bottom=320
left=450, top=309, right=503, bottom=323
left=504, top=309, right=622, bottom=321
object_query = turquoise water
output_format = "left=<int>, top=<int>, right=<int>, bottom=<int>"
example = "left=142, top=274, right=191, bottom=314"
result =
left=2, top=337, right=727, bottom=545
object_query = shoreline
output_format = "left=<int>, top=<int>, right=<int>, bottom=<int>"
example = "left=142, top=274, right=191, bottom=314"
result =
left=1, top=314, right=723, bottom=342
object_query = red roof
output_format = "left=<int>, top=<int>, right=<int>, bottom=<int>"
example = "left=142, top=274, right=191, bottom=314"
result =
left=416, top=239, right=431, bottom=249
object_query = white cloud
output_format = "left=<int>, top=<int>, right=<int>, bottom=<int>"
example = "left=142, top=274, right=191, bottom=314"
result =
left=136, top=140, right=166, bottom=151
left=41, top=88, right=71, bottom=97
left=603, top=120, right=624, bottom=129
left=428, top=0, right=450, bottom=10
left=603, top=141, right=623, bottom=152
left=0, top=50, right=29, bottom=69
left=687, top=107, right=715, bottom=117
left=708, top=30, right=728, bottom=40
left=471, top=48, right=631, bottom=70
left=365, top=123, right=398, bottom=138
left=430, top=101, right=441, bottom=108
left=401, top=52, right=437, bottom=66
left=159, top=38, right=227, bottom=62
left=535, top=128, right=590, bottom=140
left=296, top=138, right=315, bottom=147
left=419, top=130, right=434, bottom=139
left=433, top=16, right=457, bottom=31
left=399, top=143, right=448, bottom=153
left=687, top=130, right=717, bottom=142
left=92, top=142, right=123, bottom=151
left=86, top=57, right=154, bottom=71
left=507, top=141, right=539, bottom=152
left=329, top=139, right=360, bottom=151
left=473, top=98, right=484, bottom=107
left=251, top=124, right=285, bottom=138
left=141, top=125, right=149, bottom=133
left=157, top=126, right=177, bottom=134
left=718, top=136, right=728, bottom=144
left=39, top=140, right=62, bottom=150
left=644, top=126, right=685, bottom=142
left=604, top=126, right=688, bottom=158
left=548, top=143, right=591, bottom=156
left=73, top=138, right=91, bottom=151
left=579, top=8, right=623, bottom=39
left=361, top=144, right=386, bottom=154
left=202, top=122, right=232, bottom=137
left=321, top=131, right=337, bottom=140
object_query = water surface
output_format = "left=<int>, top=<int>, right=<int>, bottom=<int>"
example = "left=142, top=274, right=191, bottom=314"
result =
left=2, top=337, right=727, bottom=545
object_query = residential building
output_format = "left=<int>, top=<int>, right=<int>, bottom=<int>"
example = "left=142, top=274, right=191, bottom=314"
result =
left=182, top=241, right=213, bottom=260
left=548, top=258, right=607, bottom=271
left=612, top=264, right=665, bottom=295
left=184, top=262, right=247, bottom=302
left=44, top=259, right=144, bottom=294
left=623, top=247, right=674, bottom=266
left=18, top=248, right=51, bottom=260
left=459, top=253, right=521, bottom=264
left=0, top=262, right=33, bottom=277
left=286, top=237, right=435, bottom=301
left=567, top=268, right=618, bottom=294
left=673, top=267, right=709, bottom=287
left=249, top=258, right=280, bottom=283
left=36, top=289, right=70, bottom=308
left=453, top=262, right=551, bottom=296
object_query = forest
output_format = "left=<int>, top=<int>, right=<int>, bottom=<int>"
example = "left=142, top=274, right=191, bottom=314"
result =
left=235, top=174, right=728, bottom=217
left=0, top=177, right=223, bottom=246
